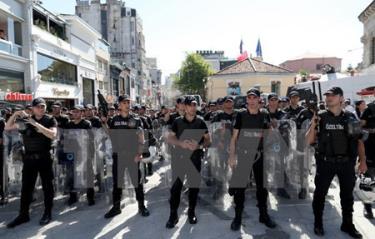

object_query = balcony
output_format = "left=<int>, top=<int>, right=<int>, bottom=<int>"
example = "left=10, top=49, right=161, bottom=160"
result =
left=0, top=39, right=22, bottom=57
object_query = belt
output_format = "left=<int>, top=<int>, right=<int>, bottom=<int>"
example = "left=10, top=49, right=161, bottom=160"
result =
left=324, top=155, right=350, bottom=163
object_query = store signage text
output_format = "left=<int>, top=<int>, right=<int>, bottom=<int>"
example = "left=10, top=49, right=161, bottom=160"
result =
left=52, top=88, right=70, bottom=97
left=0, top=91, right=33, bottom=101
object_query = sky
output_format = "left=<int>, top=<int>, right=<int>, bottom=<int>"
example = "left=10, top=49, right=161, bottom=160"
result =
left=42, top=0, right=371, bottom=79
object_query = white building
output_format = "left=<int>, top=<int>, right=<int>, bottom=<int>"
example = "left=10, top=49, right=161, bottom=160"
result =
left=359, top=0, right=375, bottom=73
left=196, top=50, right=226, bottom=72
left=76, top=0, right=147, bottom=104
left=28, top=3, right=110, bottom=107
left=0, top=0, right=32, bottom=107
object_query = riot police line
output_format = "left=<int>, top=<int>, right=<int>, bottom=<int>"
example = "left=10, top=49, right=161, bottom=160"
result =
left=0, top=88, right=374, bottom=238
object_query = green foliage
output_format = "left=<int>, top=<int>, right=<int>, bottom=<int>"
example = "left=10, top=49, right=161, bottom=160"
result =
left=174, top=53, right=213, bottom=98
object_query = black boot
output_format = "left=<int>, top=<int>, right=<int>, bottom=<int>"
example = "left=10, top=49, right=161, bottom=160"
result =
left=259, top=207, right=276, bottom=228
left=7, top=214, right=30, bottom=228
left=341, top=215, right=362, bottom=238
left=298, top=188, right=307, bottom=199
left=67, top=192, right=78, bottom=206
left=188, top=208, right=198, bottom=224
left=166, top=210, right=179, bottom=229
left=277, top=188, right=291, bottom=199
left=104, top=203, right=121, bottom=219
left=138, top=203, right=150, bottom=217
left=87, top=188, right=95, bottom=206
left=364, top=203, right=374, bottom=219
left=314, top=217, right=324, bottom=237
left=39, top=211, right=52, bottom=226
left=230, top=208, right=242, bottom=231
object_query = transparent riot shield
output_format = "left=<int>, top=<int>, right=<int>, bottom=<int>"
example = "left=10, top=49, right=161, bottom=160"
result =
left=92, top=127, right=108, bottom=193
left=61, top=129, right=91, bottom=191
left=4, top=129, right=24, bottom=196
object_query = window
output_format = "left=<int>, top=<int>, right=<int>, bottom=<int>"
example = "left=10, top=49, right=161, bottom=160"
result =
left=37, top=53, right=77, bottom=85
left=126, top=76, right=131, bottom=95
left=33, top=9, right=66, bottom=41
left=271, top=81, right=281, bottom=95
left=0, top=68, right=24, bottom=92
left=372, top=38, right=375, bottom=65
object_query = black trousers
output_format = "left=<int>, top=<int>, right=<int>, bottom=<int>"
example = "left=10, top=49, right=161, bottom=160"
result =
left=0, top=145, right=4, bottom=198
left=169, top=150, right=202, bottom=212
left=111, top=154, right=144, bottom=207
left=20, top=152, right=54, bottom=215
left=365, top=134, right=375, bottom=168
left=229, top=153, right=268, bottom=211
left=312, top=159, right=356, bottom=222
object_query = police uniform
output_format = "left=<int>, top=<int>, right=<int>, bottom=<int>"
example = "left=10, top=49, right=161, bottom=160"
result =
left=229, top=105, right=276, bottom=230
left=312, top=90, right=362, bottom=238
left=104, top=109, right=150, bottom=218
left=211, top=105, right=237, bottom=199
left=0, top=116, right=5, bottom=204
left=64, top=117, right=95, bottom=206
left=166, top=111, right=208, bottom=228
left=7, top=98, right=57, bottom=228
left=139, top=111, right=155, bottom=176
left=360, top=101, right=375, bottom=219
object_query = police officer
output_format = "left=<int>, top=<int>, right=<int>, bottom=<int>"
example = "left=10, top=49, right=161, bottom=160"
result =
left=204, top=101, right=217, bottom=121
left=228, top=88, right=276, bottom=231
left=51, top=101, right=69, bottom=129
left=0, top=114, right=5, bottom=205
left=166, top=96, right=211, bottom=229
left=103, top=94, right=150, bottom=218
left=84, top=104, right=102, bottom=129
left=210, top=95, right=236, bottom=199
left=64, top=105, right=95, bottom=206
left=295, top=99, right=317, bottom=199
left=6, top=98, right=57, bottom=228
left=307, top=87, right=367, bottom=238
left=360, top=97, right=375, bottom=219
left=284, top=91, right=304, bottom=120
left=266, top=93, right=292, bottom=199
left=139, top=105, right=155, bottom=176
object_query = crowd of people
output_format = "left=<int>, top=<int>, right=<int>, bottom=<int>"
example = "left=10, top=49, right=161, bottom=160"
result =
left=0, top=86, right=374, bottom=238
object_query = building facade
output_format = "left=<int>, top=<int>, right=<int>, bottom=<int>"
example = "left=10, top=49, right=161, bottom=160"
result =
left=359, top=0, right=375, bottom=73
left=0, top=0, right=32, bottom=107
left=279, top=53, right=342, bottom=73
left=207, top=58, right=295, bottom=100
left=76, top=0, right=148, bottom=103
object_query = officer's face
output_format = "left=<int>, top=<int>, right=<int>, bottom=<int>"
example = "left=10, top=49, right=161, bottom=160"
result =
left=268, top=98, right=279, bottom=108
left=85, top=109, right=94, bottom=117
left=176, top=103, right=185, bottom=112
left=325, top=93, right=343, bottom=107
left=32, top=104, right=46, bottom=116
left=185, top=103, right=197, bottom=116
left=119, top=100, right=130, bottom=112
left=71, top=109, right=82, bottom=120
left=291, top=95, right=300, bottom=105
left=52, top=106, right=61, bottom=114
left=224, top=100, right=234, bottom=110
left=246, top=95, right=259, bottom=109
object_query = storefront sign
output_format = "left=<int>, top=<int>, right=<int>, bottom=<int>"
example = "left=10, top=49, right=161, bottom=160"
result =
left=0, top=91, right=33, bottom=101
left=52, top=88, right=70, bottom=97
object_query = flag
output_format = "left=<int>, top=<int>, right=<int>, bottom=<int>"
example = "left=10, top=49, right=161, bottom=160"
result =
left=237, top=51, right=248, bottom=62
left=240, top=39, right=243, bottom=54
left=256, top=38, right=262, bottom=57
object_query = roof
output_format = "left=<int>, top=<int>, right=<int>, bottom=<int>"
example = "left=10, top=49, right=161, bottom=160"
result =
left=214, top=58, right=292, bottom=75
left=359, top=0, right=375, bottom=23
left=283, top=52, right=341, bottom=62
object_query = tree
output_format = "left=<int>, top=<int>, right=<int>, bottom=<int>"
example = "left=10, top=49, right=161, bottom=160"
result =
left=174, top=53, right=213, bottom=99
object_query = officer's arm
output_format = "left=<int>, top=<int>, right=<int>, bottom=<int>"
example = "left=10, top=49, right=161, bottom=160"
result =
left=360, top=120, right=366, bottom=127
left=358, top=140, right=366, bottom=165
left=167, top=131, right=184, bottom=148
left=229, top=129, right=239, bottom=158
left=4, top=111, right=23, bottom=131
left=202, top=132, right=211, bottom=148
left=305, top=117, right=317, bottom=145
left=36, top=125, right=57, bottom=140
